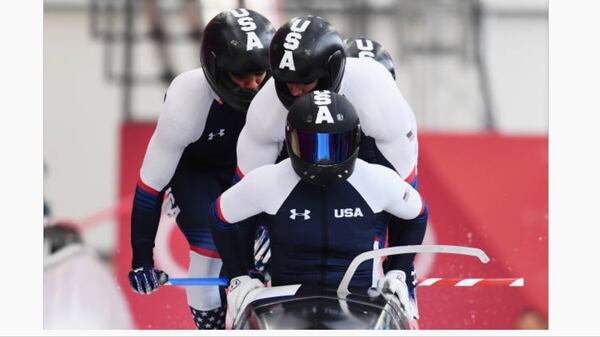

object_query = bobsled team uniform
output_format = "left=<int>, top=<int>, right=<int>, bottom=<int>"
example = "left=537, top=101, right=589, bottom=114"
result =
left=131, top=68, right=250, bottom=316
left=236, top=57, right=424, bottom=291
left=210, top=158, right=426, bottom=289
left=235, top=57, right=419, bottom=184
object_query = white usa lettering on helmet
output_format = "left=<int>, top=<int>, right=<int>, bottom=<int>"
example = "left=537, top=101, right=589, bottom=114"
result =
left=313, top=90, right=331, bottom=105
left=230, top=8, right=264, bottom=51
left=356, top=39, right=375, bottom=58
left=279, top=19, right=311, bottom=70
left=313, top=90, right=334, bottom=124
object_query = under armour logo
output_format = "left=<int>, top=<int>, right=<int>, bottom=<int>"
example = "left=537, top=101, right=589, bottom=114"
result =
left=207, top=129, right=225, bottom=140
left=290, top=208, right=311, bottom=220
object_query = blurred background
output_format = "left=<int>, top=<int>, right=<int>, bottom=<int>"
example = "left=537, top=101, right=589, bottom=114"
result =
left=43, top=0, right=548, bottom=330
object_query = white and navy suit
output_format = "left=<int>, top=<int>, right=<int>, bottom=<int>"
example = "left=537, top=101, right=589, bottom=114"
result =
left=131, top=69, right=252, bottom=314
left=210, top=159, right=426, bottom=290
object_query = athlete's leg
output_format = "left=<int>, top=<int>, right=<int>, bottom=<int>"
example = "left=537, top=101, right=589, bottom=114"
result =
left=170, top=168, right=226, bottom=329
left=186, top=251, right=225, bottom=329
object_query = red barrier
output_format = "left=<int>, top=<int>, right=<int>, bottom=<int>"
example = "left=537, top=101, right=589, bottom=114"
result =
left=416, top=133, right=547, bottom=329
left=116, top=124, right=548, bottom=329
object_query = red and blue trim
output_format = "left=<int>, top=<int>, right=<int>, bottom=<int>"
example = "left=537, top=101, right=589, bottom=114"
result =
left=138, top=179, right=159, bottom=196
left=190, top=245, right=220, bottom=259
left=134, top=178, right=160, bottom=210
left=209, top=196, right=232, bottom=231
left=405, top=166, right=418, bottom=189
left=418, top=198, right=428, bottom=217
left=232, top=166, right=245, bottom=184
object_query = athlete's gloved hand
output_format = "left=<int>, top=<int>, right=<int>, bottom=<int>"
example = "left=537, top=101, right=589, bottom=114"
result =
left=227, top=275, right=265, bottom=322
left=128, top=266, right=169, bottom=294
left=376, top=270, right=417, bottom=319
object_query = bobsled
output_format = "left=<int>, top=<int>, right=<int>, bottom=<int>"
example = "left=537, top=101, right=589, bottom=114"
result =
left=231, top=245, right=495, bottom=330
left=167, top=245, right=522, bottom=329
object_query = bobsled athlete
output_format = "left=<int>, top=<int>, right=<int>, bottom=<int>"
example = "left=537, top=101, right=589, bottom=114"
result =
left=127, top=9, right=275, bottom=329
left=211, top=91, right=428, bottom=322
left=344, top=36, right=396, bottom=79
left=234, top=15, right=427, bottom=316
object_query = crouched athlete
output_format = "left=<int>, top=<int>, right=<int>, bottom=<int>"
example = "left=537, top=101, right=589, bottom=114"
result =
left=210, top=91, right=429, bottom=323
left=127, top=9, right=275, bottom=329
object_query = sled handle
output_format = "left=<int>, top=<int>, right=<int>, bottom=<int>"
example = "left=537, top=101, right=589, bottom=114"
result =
left=165, top=277, right=229, bottom=286
left=337, top=245, right=489, bottom=297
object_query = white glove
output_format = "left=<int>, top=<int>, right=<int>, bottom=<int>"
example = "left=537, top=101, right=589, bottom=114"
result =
left=227, top=275, right=265, bottom=323
left=376, top=270, right=417, bottom=319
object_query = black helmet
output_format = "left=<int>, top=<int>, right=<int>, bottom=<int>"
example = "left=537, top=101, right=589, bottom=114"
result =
left=344, top=37, right=396, bottom=79
left=285, top=91, right=361, bottom=186
left=200, top=9, right=275, bottom=112
left=270, top=16, right=346, bottom=108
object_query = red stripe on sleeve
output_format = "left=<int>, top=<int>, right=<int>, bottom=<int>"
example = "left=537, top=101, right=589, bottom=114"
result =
left=138, top=178, right=159, bottom=196
left=216, top=196, right=228, bottom=223
left=235, top=166, right=245, bottom=180
left=404, top=165, right=417, bottom=183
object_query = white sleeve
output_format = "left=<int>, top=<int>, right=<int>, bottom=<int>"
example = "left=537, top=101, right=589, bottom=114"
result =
left=218, top=169, right=266, bottom=223
left=374, top=128, right=418, bottom=181
left=236, top=79, right=287, bottom=177
left=348, top=160, right=423, bottom=220
left=236, top=123, right=282, bottom=177
left=139, top=69, right=212, bottom=190
left=219, top=159, right=299, bottom=223
left=382, top=171, right=423, bottom=220
left=343, top=58, right=419, bottom=180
